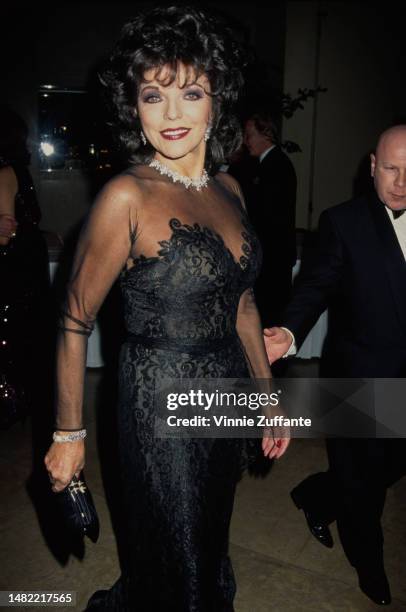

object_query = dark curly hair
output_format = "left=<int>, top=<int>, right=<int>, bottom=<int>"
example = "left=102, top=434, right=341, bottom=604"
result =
left=100, top=5, right=248, bottom=174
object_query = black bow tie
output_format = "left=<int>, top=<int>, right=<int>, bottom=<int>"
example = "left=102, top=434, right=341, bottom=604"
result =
left=392, top=209, right=405, bottom=220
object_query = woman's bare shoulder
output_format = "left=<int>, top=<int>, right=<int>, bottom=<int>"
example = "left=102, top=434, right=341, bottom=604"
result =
left=214, top=171, right=246, bottom=209
left=214, top=171, right=242, bottom=197
left=95, top=167, right=149, bottom=211
left=108, top=164, right=167, bottom=199
left=0, top=165, right=18, bottom=188
left=0, top=166, right=18, bottom=215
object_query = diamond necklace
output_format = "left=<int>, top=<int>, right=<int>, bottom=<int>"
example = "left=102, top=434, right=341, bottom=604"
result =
left=149, top=158, right=210, bottom=191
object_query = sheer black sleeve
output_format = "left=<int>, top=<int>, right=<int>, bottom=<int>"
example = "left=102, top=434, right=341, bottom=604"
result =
left=54, top=176, right=138, bottom=430
left=219, top=173, right=273, bottom=380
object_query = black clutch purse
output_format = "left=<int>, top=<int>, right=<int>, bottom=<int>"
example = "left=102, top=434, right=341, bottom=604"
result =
left=55, top=472, right=100, bottom=543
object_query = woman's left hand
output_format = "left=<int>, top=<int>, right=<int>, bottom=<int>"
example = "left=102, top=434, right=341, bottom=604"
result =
left=262, top=431, right=290, bottom=459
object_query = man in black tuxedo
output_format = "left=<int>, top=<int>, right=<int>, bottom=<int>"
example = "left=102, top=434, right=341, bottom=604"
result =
left=263, top=125, right=406, bottom=606
left=243, top=112, right=297, bottom=327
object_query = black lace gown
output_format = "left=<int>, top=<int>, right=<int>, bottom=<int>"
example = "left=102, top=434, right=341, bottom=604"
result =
left=57, top=167, right=263, bottom=611
left=0, top=160, right=50, bottom=426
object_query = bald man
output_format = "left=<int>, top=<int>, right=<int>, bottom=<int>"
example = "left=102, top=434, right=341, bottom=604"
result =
left=263, top=125, right=406, bottom=605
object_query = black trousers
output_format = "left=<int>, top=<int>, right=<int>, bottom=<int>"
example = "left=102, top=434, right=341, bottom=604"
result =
left=292, top=438, right=406, bottom=569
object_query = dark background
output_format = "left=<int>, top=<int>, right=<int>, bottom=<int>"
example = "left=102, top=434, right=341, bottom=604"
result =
left=1, top=1, right=406, bottom=234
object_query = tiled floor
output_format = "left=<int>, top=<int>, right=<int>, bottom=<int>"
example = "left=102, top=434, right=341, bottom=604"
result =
left=1, top=362, right=406, bottom=612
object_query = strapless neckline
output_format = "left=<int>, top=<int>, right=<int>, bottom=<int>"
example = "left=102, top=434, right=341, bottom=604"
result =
left=124, top=216, right=256, bottom=276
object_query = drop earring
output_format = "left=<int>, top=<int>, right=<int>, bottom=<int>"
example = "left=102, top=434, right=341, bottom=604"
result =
left=204, top=123, right=212, bottom=142
left=140, top=131, right=147, bottom=145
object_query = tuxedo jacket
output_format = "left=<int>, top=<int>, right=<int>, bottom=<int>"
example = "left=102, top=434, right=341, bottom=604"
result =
left=248, top=146, right=297, bottom=271
left=282, top=191, right=406, bottom=377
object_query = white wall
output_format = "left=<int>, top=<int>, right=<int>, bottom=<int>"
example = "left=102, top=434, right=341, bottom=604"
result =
left=283, top=1, right=405, bottom=229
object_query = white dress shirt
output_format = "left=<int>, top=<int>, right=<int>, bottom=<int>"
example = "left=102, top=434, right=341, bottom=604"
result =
left=259, top=145, right=276, bottom=164
left=385, top=206, right=406, bottom=260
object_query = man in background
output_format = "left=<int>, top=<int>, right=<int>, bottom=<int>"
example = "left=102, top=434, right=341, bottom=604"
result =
left=243, top=111, right=297, bottom=327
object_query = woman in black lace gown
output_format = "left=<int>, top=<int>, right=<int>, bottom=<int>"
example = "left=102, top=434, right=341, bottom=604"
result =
left=45, top=7, right=289, bottom=610
left=0, top=107, right=50, bottom=427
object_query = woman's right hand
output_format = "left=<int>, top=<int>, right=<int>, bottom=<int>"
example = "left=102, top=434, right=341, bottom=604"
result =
left=0, top=214, right=18, bottom=238
left=44, top=439, right=85, bottom=493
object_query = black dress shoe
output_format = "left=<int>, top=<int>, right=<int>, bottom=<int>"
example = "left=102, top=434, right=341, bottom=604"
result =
left=290, top=488, right=334, bottom=548
left=356, top=566, right=391, bottom=605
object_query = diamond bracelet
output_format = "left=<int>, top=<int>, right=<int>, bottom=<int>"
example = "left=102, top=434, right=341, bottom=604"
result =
left=53, top=429, right=87, bottom=443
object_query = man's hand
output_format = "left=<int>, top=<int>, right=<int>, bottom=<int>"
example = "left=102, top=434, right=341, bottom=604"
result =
left=263, top=326, right=293, bottom=365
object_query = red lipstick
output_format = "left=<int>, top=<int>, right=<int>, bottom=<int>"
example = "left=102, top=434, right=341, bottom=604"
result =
left=160, top=128, right=190, bottom=140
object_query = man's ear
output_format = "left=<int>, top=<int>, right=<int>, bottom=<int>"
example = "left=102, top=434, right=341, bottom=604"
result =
left=370, top=153, right=376, bottom=177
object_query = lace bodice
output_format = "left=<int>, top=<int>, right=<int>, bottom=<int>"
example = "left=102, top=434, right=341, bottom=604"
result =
left=120, top=215, right=260, bottom=341
left=54, top=166, right=265, bottom=430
